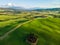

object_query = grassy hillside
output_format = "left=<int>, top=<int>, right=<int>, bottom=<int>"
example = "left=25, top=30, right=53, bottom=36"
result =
left=0, top=18, right=60, bottom=45
left=0, top=15, right=28, bottom=36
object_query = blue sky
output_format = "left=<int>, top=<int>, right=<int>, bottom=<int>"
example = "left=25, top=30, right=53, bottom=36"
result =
left=0, top=0, right=60, bottom=8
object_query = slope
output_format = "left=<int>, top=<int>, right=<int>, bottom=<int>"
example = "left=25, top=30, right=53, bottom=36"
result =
left=0, top=18, right=60, bottom=45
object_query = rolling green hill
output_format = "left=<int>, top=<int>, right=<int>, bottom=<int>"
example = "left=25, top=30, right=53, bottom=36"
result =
left=0, top=15, right=29, bottom=36
left=0, top=18, right=60, bottom=45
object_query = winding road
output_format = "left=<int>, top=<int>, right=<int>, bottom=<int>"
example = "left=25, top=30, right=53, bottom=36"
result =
left=0, top=19, right=33, bottom=40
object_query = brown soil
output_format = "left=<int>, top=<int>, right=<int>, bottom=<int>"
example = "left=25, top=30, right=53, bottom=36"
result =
left=27, top=33, right=38, bottom=43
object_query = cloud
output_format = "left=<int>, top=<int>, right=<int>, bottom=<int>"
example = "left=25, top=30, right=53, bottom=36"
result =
left=7, top=3, right=13, bottom=6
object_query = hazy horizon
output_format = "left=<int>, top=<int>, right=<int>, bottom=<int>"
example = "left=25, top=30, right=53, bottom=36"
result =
left=0, top=0, right=60, bottom=8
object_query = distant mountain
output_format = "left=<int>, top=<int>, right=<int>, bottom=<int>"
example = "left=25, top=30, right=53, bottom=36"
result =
left=0, top=4, right=26, bottom=11
left=7, top=6, right=26, bottom=11
left=45, top=8, right=60, bottom=11
left=0, top=4, right=60, bottom=11
left=28, top=7, right=43, bottom=10
left=31, top=8, right=60, bottom=11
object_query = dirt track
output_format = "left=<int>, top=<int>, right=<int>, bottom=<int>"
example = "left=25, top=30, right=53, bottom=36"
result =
left=0, top=20, right=33, bottom=40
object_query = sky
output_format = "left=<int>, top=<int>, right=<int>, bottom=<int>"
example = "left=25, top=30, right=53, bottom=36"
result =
left=0, top=0, right=60, bottom=8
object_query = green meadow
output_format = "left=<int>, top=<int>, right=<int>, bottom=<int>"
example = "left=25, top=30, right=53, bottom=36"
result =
left=0, top=15, right=28, bottom=36
left=0, top=18, right=60, bottom=45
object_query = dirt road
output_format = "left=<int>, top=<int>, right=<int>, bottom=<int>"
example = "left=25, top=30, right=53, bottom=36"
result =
left=0, top=20, right=33, bottom=40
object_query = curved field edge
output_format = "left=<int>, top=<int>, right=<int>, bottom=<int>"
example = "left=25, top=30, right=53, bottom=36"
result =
left=1, top=18, right=60, bottom=45
left=0, top=19, right=28, bottom=36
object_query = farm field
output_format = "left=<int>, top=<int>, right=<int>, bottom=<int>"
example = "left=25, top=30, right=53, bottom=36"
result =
left=0, top=15, right=29, bottom=36
left=0, top=0, right=60, bottom=45
left=0, top=18, right=60, bottom=45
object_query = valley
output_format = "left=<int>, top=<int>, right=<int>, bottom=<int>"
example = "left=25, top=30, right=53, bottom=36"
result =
left=0, top=7, right=60, bottom=45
